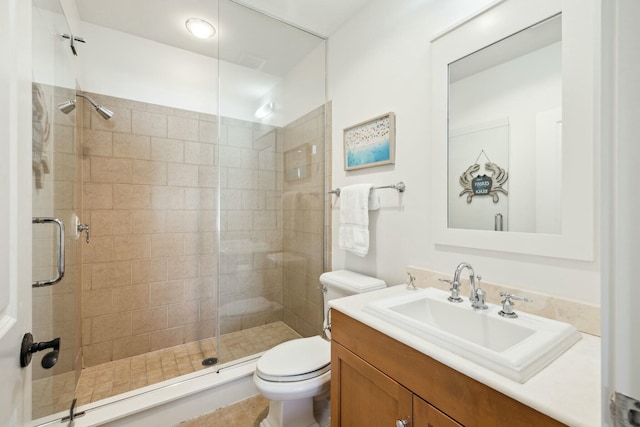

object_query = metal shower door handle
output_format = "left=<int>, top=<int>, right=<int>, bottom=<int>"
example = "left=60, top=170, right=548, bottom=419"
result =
left=32, top=217, right=65, bottom=287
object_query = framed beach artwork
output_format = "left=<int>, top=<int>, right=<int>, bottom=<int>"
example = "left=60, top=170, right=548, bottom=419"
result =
left=343, top=112, right=396, bottom=171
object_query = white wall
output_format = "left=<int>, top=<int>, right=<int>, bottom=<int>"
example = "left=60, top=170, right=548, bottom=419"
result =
left=32, top=7, right=76, bottom=89
left=260, top=43, right=326, bottom=127
left=59, top=0, right=81, bottom=34
left=328, top=0, right=600, bottom=305
left=76, top=21, right=325, bottom=127
left=77, top=22, right=220, bottom=115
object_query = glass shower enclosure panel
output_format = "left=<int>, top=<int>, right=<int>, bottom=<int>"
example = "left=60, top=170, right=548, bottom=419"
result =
left=27, top=1, right=328, bottom=421
left=31, top=0, right=83, bottom=419
left=217, top=0, right=327, bottom=359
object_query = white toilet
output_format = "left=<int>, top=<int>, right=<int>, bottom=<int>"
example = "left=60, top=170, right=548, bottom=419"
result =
left=253, top=270, right=386, bottom=427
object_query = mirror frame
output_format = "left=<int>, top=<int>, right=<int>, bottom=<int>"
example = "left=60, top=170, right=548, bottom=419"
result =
left=430, top=0, right=597, bottom=261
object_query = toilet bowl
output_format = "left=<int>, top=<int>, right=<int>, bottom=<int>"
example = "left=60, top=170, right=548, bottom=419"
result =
left=254, top=336, right=331, bottom=427
left=254, top=270, right=386, bottom=427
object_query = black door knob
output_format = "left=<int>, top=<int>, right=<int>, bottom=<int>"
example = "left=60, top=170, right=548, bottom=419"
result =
left=20, top=333, right=60, bottom=369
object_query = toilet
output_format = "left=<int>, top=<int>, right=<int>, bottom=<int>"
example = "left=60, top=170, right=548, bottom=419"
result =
left=253, top=270, right=386, bottom=427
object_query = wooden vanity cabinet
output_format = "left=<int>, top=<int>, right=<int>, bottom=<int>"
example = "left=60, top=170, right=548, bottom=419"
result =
left=330, top=310, right=565, bottom=427
left=413, top=396, right=463, bottom=427
left=331, top=342, right=413, bottom=425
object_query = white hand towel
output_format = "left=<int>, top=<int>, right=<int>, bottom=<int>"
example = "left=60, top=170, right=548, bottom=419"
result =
left=338, top=184, right=379, bottom=257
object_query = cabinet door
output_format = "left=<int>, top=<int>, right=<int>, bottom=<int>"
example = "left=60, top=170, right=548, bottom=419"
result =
left=413, top=396, right=462, bottom=427
left=332, top=342, right=412, bottom=427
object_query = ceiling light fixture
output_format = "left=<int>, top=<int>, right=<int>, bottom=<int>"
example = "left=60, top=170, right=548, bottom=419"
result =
left=185, top=18, right=216, bottom=39
left=255, top=102, right=274, bottom=119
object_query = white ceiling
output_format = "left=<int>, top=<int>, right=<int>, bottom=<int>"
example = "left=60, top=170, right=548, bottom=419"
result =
left=75, top=0, right=371, bottom=76
left=234, top=0, right=371, bottom=36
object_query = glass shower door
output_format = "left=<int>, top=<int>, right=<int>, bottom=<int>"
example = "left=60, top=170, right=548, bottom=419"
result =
left=217, top=0, right=328, bottom=359
left=31, top=0, right=83, bottom=419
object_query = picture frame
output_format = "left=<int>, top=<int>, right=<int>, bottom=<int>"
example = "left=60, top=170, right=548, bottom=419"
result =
left=343, top=112, right=396, bottom=171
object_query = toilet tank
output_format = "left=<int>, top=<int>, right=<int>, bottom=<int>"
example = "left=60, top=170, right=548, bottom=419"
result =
left=319, top=270, right=386, bottom=303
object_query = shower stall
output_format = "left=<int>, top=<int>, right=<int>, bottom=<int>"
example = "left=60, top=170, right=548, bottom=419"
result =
left=31, top=0, right=328, bottom=422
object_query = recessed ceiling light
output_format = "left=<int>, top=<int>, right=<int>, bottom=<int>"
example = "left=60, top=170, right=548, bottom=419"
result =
left=185, top=18, right=216, bottom=39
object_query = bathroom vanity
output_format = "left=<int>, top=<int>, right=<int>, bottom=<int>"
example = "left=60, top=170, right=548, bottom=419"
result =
left=329, top=286, right=600, bottom=427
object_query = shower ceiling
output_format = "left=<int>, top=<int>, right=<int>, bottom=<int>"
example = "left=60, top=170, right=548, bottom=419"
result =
left=75, top=0, right=372, bottom=76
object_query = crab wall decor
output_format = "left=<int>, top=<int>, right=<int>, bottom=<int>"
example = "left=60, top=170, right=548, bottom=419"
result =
left=459, top=162, right=508, bottom=203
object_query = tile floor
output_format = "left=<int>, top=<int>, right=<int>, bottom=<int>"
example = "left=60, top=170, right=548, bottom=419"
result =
left=32, top=321, right=300, bottom=420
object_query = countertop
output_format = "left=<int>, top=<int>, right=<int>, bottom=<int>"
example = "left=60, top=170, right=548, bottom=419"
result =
left=329, top=285, right=601, bottom=427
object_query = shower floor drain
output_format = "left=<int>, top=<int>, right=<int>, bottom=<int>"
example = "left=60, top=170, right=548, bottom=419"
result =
left=202, top=357, right=218, bottom=366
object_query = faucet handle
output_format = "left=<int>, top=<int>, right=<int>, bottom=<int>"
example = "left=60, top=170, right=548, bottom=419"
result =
left=439, top=278, right=463, bottom=303
left=499, top=291, right=533, bottom=302
left=498, top=291, right=532, bottom=318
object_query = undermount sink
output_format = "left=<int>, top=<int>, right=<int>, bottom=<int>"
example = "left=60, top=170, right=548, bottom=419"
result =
left=363, top=287, right=581, bottom=383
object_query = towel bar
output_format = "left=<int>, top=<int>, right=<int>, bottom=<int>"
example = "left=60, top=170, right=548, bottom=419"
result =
left=328, top=181, right=406, bottom=197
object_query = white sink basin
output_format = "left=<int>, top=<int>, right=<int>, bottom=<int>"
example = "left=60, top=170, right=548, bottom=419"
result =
left=363, top=287, right=581, bottom=383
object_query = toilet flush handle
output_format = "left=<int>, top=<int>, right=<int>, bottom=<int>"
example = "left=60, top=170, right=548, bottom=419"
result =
left=322, top=308, right=332, bottom=339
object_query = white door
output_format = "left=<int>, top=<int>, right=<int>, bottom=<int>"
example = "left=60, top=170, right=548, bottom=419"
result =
left=0, top=0, right=33, bottom=425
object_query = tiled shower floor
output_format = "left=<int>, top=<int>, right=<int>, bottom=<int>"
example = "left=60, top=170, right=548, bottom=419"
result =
left=32, top=321, right=300, bottom=420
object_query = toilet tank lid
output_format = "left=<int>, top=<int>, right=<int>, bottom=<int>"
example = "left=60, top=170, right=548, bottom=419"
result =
left=319, top=270, right=386, bottom=293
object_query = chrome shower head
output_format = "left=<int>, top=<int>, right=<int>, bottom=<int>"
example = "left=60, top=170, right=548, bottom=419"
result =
left=56, top=99, right=76, bottom=114
left=95, top=105, right=114, bottom=120
left=56, top=93, right=114, bottom=120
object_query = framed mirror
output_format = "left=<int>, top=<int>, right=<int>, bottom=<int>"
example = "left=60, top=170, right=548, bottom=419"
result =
left=431, top=0, right=597, bottom=260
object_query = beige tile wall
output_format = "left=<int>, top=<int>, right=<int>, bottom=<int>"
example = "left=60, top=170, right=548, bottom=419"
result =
left=80, top=92, right=328, bottom=364
left=280, top=106, right=327, bottom=337
left=81, top=92, right=218, bottom=367
left=216, top=106, right=328, bottom=338
left=32, top=84, right=83, bottom=381
left=218, top=119, right=284, bottom=334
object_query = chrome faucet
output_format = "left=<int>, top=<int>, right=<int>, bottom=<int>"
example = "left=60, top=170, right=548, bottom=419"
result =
left=498, top=291, right=532, bottom=318
left=452, top=262, right=487, bottom=310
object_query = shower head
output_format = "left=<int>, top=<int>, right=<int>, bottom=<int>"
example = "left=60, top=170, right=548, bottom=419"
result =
left=95, top=105, right=114, bottom=120
left=57, top=99, right=76, bottom=114
left=77, top=94, right=114, bottom=120
left=56, top=93, right=114, bottom=120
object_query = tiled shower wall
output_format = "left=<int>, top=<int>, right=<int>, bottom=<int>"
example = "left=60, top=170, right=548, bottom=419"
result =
left=80, top=93, right=218, bottom=367
left=218, top=119, right=283, bottom=334
left=32, top=84, right=83, bottom=380
left=211, top=105, right=328, bottom=339
left=281, top=106, right=327, bottom=337
left=80, top=91, right=328, bottom=366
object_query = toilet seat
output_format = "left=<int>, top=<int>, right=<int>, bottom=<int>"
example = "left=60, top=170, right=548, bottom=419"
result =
left=256, top=336, right=330, bottom=382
